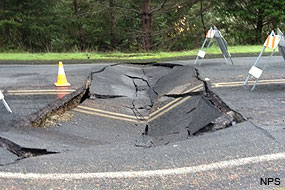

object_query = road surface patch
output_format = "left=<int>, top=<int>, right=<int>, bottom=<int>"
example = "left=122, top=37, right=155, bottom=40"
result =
left=0, top=152, right=284, bottom=179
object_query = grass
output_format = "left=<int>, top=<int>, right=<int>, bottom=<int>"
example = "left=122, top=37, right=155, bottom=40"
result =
left=0, top=45, right=278, bottom=63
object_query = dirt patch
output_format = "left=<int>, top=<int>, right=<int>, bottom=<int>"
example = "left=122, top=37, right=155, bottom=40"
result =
left=42, top=112, right=74, bottom=127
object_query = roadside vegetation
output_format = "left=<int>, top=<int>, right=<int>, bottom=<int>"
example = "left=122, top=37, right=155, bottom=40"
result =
left=0, top=45, right=279, bottom=63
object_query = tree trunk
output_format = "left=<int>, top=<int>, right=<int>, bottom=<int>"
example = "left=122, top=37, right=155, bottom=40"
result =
left=256, top=10, right=263, bottom=43
left=142, top=0, right=152, bottom=51
left=200, top=0, right=206, bottom=34
left=73, top=0, right=84, bottom=50
left=109, top=0, right=116, bottom=49
left=0, top=1, right=3, bottom=49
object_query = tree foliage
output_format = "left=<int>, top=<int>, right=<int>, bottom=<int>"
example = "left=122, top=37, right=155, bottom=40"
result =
left=212, top=0, right=285, bottom=44
left=0, top=0, right=284, bottom=52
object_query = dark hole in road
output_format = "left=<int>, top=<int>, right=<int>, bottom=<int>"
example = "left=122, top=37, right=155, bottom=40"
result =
left=17, top=63, right=245, bottom=148
left=90, top=94, right=125, bottom=99
left=125, top=62, right=183, bottom=68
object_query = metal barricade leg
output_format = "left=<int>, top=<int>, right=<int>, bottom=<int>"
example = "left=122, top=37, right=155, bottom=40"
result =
left=198, top=38, right=213, bottom=65
left=251, top=49, right=275, bottom=91
left=261, top=49, right=276, bottom=71
left=219, top=36, right=233, bottom=64
left=194, top=38, right=208, bottom=64
left=223, top=55, right=228, bottom=64
left=243, top=46, right=266, bottom=86
left=229, top=57, right=234, bottom=65
left=2, top=99, right=12, bottom=113
left=243, top=75, right=250, bottom=85
left=205, top=38, right=213, bottom=51
left=194, top=54, right=200, bottom=65
left=251, top=79, right=259, bottom=91
left=250, top=49, right=276, bottom=91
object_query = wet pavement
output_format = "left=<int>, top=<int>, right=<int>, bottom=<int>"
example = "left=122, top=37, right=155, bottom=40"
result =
left=0, top=57, right=285, bottom=189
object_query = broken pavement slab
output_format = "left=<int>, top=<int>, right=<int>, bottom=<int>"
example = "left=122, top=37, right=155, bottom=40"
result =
left=0, top=63, right=245, bottom=155
left=0, top=136, right=56, bottom=166
left=135, top=66, right=245, bottom=146
left=87, top=63, right=185, bottom=121
left=139, top=95, right=223, bottom=146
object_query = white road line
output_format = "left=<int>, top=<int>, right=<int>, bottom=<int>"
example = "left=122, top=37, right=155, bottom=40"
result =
left=0, top=152, right=284, bottom=180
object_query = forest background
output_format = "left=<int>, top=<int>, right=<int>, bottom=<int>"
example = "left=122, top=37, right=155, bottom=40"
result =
left=0, top=0, right=284, bottom=53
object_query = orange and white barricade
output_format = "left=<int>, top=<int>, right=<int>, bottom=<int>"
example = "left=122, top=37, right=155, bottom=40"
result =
left=244, top=30, right=282, bottom=91
left=206, top=28, right=216, bottom=39
left=194, top=26, right=233, bottom=65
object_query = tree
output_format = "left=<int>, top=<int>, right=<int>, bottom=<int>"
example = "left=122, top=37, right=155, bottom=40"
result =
left=213, top=0, right=285, bottom=44
left=73, top=0, right=84, bottom=50
left=0, top=0, right=208, bottom=52
left=141, top=0, right=152, bottom=50
left=140, top=0, right=200, bottom=51
left=0, top=0, right=58, bottom=51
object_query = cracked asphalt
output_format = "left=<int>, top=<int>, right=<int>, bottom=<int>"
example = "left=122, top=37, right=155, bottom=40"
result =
left=0, top=56, right=285, bottom=190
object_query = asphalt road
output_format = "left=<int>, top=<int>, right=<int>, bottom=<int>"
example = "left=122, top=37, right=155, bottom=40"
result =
left=0, top=56, right=285, bottom=190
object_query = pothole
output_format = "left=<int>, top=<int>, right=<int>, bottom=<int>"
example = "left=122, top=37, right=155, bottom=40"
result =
left=15, top=63, right=245, bottom=148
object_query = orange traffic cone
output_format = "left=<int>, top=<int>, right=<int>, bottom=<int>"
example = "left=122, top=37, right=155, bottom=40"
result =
left=54, top=61, right=71, bottom=87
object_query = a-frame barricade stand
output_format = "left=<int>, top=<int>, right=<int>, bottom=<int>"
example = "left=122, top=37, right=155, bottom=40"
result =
left=277, top=28, right=285, bottom=61
left=243, top=30, right=282, bottom=91
left=194, top=26, right=234, bottom=65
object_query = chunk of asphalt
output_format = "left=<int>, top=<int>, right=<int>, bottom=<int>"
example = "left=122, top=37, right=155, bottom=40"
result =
left=0, top=136, right=56, bottom=159
left=187, top=96, right=223, bottom=135
left=135, top=66, right=246, bottom=147
left=149, top=66, right=204, bottom=102
left=135, top=134, right=155, bottom=148
left=194, top=67, right=245, bottom=124
left=18, top=73, right=92, bottom=127
left=89, top=66, right=153, bottom=119
left=136, top=95, right=222, bottom=146
left=90, top=66, right=139, bottom=98
left=211, top=111, right=237, bottom=130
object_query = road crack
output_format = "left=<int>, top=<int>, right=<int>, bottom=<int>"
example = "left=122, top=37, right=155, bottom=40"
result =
left=249, top=121, right=280, bottom=144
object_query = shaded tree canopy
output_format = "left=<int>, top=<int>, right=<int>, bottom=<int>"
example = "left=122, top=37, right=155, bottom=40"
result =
left=213, top=0, right=285, bottom=44
left=0, top=0, right=284, bottom=52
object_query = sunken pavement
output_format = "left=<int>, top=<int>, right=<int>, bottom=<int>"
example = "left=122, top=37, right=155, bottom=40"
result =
left=0, top=63, right=245, bottom=166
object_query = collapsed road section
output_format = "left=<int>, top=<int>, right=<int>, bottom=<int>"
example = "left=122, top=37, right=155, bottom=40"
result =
left=5, top=63, right=245, bottom=149
left=136, top=66, right=245, bottom=147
